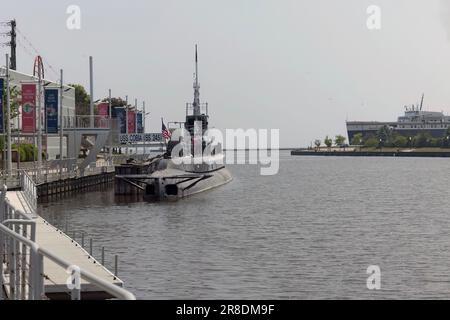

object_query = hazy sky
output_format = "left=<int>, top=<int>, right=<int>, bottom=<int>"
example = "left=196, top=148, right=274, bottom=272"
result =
left=2, top=0, right=450, bottom=147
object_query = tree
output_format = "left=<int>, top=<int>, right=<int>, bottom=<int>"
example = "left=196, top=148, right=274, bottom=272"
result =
left=376, top=125, right=391, bottom=144
left=364, top=137, right=379, bottom=148
left=392, top=135, right=408, bottom=148
left=335, top=135, right=346, bottom=146
left=69, top=84, right=90, bottom=115
left=1, top=84, right=21, bottom=153
left=430, top=137, right=443, bottom=148
left=324, top=136, right=333, bottom=148
left=413, top=132, right=432, bottom=148
left=351, top=133, right=363, bottom=146
left=314, top=139, right=321, bottom=149
left=2, top=83, right=21, bottom=123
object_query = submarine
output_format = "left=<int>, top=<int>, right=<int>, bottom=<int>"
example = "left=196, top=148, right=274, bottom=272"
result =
left=115, top=46, right=232, bottom=201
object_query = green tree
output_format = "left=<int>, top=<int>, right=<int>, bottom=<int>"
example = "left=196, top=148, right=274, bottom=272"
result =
left=351, top=133, right=363, bottom=145
left=413, top=132, right=432, bottom=148
left=392, top=135, right=408, bottom=148
left=314, top=139, right=321, bottom=149
left=324, top=136, right=333, bottom=148
left=69, top=84, right=91, bottom=115
left=376, top=125, right=391, bottom=144
left=364, top=137, right=379, bottom=148
left=430, top=137, right=443, bottom=148
left=334, top=135, right=346, bottom=146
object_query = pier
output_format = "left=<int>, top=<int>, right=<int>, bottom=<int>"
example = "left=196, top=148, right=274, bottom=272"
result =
left=0, top=171, right=135, bottom=300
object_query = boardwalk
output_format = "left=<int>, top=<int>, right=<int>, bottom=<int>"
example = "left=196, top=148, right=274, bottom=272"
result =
left=5, top=190, right=124, bottom=299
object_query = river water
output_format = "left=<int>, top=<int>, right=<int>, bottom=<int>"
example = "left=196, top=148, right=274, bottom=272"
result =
left=38, top=151, right=450, bottom=299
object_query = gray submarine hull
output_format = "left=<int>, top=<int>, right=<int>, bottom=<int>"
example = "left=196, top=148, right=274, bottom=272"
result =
left=143, top=157, right=232, bottom=201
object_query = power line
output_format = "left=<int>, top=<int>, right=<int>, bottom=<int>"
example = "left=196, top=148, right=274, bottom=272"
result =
left=15, top=26, right=60, bottom=80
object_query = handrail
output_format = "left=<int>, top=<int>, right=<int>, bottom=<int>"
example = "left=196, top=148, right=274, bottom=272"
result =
left=0, top=184, right=136, bottom=300
left=38, top=246, right=136, bottom=300
left=19, top=171, right=37, bottom=213
left=0, top=222, right=136, bottom=300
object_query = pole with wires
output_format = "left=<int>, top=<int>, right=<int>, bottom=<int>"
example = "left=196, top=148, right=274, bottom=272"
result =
left=6, top=54, right=12, bottom=176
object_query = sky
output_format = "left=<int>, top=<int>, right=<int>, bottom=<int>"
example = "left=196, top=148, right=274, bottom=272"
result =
left=2, top=0, right=450, bottom=147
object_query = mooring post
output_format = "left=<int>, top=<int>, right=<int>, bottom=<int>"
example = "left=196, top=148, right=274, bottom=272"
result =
left=89, top=238, right=93, bottom=256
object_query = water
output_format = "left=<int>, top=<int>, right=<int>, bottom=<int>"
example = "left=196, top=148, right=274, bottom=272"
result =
left=38, top=151, right=450, bottom=299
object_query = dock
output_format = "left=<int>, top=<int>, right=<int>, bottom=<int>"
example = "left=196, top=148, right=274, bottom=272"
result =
left=0, top=172, right=134, bottom=300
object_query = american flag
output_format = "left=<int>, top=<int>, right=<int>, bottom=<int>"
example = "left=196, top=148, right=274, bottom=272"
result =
left=161, top=118, right=172, bottom=140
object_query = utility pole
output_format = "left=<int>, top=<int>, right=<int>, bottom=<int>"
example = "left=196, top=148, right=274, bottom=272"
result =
left=37, top=62, right=42, bottom=181
left=125, top=95, right=128, bottom=155
left=6, top=54, right=12, bottom=175
left=135, top=98, right=138, bottom=155
left=89, top=56, right=94, bottom=128
left=59, top=69, right=64, bottom=180
left=108, top=89, right=112, bottom=163
left=8, top=20, right=16, bottom=70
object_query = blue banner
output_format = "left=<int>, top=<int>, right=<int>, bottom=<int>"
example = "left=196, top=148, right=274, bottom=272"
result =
left=137, top=112, right=143, bottom=133
left=113, top=107, right=127, bottom=134
left=45, top=89, right=59, bottom=134
left=0, top=78, right=4, bottom=133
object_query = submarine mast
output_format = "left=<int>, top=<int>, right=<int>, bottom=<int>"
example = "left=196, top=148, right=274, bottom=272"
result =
left=193, top=44, right=201, bottom=116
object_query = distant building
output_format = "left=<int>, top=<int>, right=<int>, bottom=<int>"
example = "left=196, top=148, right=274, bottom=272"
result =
left=347, top=101, right=450, bottom=143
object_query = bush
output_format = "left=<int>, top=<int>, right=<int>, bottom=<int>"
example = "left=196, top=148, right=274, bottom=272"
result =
left=392, top=136, right=408, bottom=148
left=364, top=137, right=379, bottom=148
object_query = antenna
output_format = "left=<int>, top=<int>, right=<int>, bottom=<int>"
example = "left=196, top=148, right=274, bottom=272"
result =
left=420, top=93, right=424, bottom=111
left=193, top=44, right=201, bottom=115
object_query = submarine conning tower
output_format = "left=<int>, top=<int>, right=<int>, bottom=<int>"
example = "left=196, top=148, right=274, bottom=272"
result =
left=185, top=44, right=209, bottom=137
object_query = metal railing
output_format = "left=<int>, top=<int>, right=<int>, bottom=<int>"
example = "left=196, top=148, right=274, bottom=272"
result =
left=0, top=185, right=136, bottom=300
left=62, top=115, right=112, bottom=130
left=186, top=102, right=208, bottom=116
left=19, top=171, right=37, bottom=212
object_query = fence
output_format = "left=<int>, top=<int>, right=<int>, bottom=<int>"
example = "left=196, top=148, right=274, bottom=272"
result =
left=0, top=182, right=136, bottom=300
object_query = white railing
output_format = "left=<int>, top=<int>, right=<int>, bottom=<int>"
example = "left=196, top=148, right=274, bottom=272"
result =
left=0, top=185, right=136, bottom=300
left=19, top=171, right=37, bottom=212
left=62, top=115, right=112, bottom=130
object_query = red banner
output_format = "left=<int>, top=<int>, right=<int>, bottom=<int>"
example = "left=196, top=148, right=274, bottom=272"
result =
left=127, top=110, right=136, bottom=133
left=21, top=84, right=36, bottom=133
left=95, top=102, right=109, bottom=128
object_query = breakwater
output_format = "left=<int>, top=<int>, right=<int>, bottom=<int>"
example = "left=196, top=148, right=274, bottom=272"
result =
left=291, top=150, right=450, bottom=157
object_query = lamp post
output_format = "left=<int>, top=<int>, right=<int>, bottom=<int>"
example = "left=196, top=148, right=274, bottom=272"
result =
left=108, top=89, right=112, bottom=163
left=59, top=69, right=64, bottom=180
left=135, top=98, right=138, bottom=156
left=125, top=95, right=128, bottom=155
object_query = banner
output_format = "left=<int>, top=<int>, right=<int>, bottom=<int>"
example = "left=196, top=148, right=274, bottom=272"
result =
left=0, top=78, right=4, bottom=133
left=45, top=88, right=59, bottom=134
left=22, top=84, right=37, bottom=133
left=113, top=107, right=126, bottom=134
left=96, top=102, right=109, bottom=128
left=128, top=110, right=136, bottom=133
left=137, top=112, right=143, bottom=133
